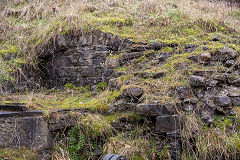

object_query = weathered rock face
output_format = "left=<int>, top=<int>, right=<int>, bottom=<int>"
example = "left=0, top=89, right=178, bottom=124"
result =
left=0, top=116, right=51, bottom=150
left=37, top=31, right=135, bottom=89
left=39, top=45, right=114, bottom=88
left=0, top=115, right=52, bottom=159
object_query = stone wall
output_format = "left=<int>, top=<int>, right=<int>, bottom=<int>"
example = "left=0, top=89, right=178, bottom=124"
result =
left=2, top=30, right=134, bottom=91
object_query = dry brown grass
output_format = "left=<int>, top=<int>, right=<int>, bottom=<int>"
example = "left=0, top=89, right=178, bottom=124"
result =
left=181, top=112, right=240, bottom=160
left=0, top=0, right=239, bottom=59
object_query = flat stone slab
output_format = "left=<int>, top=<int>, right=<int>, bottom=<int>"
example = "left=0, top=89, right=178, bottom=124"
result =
left=0, top=103, right=28, bottom=112
left=0, top=110, right=43, bottom=118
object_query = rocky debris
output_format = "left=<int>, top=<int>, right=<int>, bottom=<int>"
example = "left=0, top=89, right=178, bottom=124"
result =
left=109, top=78, right=119, bottom=91
left=227, top=87, right=240, bottom=106
left=184, top=44, right=198, bottom=53
left=155, top=115, right=181, bottom=133
left=192, top=70, right=215, bottom=76
left=190, top=75, right=206, bottom=87
left=200, top=52, right=211, bottom=61
left=185, top=44, right=198, bottom=49
left=213, top=74, right=227, bottom=82
left=120, top=52, right=143, bottom=64
left=109, top=100, right=137, bottom=112
left=129, top=45, right=148, bottom=52
left=123, top=87, right=144, bottom=102
left=150, top=42, right=162, bottom=50
left=212, top=46, right=237, bottom=61
left=105, top=58, right=119, bottom=68
left=227, top=74, right=240, bottom=87
left=136, top=103, right=177, bottom=117
left=214, top=96, right=232, bottom=107
left=205, top=79, right=218, bottom=87
left=200, top=107, right=215, bottom=125
left=176, top=87, right=192, bottom=100
left=211, top=35, right=221, bottom=41
left=202, top=46, right=210, bottom=51
left=225, top=60, right=235, bottom=67
left=156, top=52, right=171, bottom=61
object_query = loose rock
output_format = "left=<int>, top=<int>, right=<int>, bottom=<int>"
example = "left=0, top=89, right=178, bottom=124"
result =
left=190, top=76, right=206, bottom=87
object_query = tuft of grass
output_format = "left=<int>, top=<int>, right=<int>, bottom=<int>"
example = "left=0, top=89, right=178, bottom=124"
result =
left=181, top=112, right=240, bottom=160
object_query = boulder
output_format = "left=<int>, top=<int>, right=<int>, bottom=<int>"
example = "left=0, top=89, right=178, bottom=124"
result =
left=214, top=96, right=232, bottom=107
left=155, top=115, right=181, bottom=133
left=123, top=87, right=144, bottom=102
left=190, top=75, right=206, bottom=87
left=213, top=46, right=237, bottom=61
left=136, top=103, right=176, bottom=117
left=200, top=52, right=211, bottom=61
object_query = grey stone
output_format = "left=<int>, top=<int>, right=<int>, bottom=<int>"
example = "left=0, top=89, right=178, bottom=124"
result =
left=227, top=75, right=240, bottom=87
left=156, top=52, right=170, bottom=61
left=155, top=115, right=181, bottom=133
left=214, top=96, right=232, bottom=107
left=190, top=75, right=206, bottom=87
left=200, top=52, right=211, bottom=61
left=81, top=67, right=96, bottom=77
left=152, top=71, right=166, bottom=78
left=231, top=97, right=240, bottom=106
left=136, top=103, right=176, bottom=117
left=124, top=87, right=144, bottom=98
left=120, top=52, right=143, bottom=62
left=213, top=47, right=237, bottom=61
left=185, top=44, right=198, bottom=49
left=150, top=42, right=162, bottom=50
left=109, top=78, right=119, bottom=91
left=0, top=116, right=52, bottom=151
left=105, top=58, right=119, bottom=68
left=225, top=60, right=235, bottom=67
left=205, top=79, right=218, bottom=87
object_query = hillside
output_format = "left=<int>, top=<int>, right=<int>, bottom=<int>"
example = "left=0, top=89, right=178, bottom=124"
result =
left=0, top=0, right=240, bottom=160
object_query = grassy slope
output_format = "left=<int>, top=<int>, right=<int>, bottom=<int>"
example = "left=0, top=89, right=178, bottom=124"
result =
left=0, top=0, right=240, bottom=159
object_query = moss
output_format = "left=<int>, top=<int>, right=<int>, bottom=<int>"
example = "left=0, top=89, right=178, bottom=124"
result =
left=0, top=44, right=18, bottom=55
left=0, top=148, right=37, bottom=160
left=159, top=47, right=174, bottom=52
left=214, top=116, right=232, bottom=131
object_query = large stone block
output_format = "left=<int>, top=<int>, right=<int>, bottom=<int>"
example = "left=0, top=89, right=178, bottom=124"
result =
left=155, top=115, right=181, bottom=133
left=0, top=116, right=52, bottom=151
